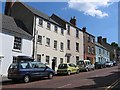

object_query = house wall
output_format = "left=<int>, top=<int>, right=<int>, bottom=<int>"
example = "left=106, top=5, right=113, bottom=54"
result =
left=95, top=45, right=110, bottom=63
left=1, top=32, right=33, bottom=76
left=66, top=24, right=84, bottom=64
left=83, top=32, right=95, bottom=64
left=35, top=16, right=66, bottom=70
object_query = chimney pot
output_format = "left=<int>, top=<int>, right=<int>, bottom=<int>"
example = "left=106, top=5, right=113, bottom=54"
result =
left=69, top=16, right=76, bottom=26
left=82, top=27, right=86, bottom=32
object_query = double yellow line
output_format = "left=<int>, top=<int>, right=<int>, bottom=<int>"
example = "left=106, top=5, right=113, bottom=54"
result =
left=105, top=78, right=120, bottom=90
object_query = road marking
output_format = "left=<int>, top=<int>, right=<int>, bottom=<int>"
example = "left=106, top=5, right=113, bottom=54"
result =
left=58, top=83, right=72, bottom=88
left=105, top=78, right=120, bottom=90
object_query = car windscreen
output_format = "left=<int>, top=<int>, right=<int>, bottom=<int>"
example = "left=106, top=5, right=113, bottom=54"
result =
left=58, top=64, right=68, bottom=69
left=77, top=61, right=84, bottom=65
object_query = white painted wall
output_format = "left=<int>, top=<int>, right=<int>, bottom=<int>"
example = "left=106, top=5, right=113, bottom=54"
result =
left=1, top=32, right=33, bottom=76
left=66, top=24, right=84, bottom=64
left=35, top=17, right=66, bottom=70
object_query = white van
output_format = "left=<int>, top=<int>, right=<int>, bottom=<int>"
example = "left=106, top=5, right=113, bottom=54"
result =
left=77, top=60, right=95, bottom=71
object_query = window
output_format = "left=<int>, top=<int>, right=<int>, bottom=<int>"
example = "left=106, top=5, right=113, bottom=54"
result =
left=61, top=28, right=64, bottom=35
left=37, top=54, right=41, bottom=62
left=37, top=35, right=42, bottom=44
left=39, top=18, right=43, bottom=26
left=47, top=22, right=51, bottom=30
left=13, top=36, right=22, bottom=50
left=54, top=25, right=58, bottom=33
left=76, top=29, right=79, bottom=38
left=46, top=56, right=50, bottom=65
left=60, top=42, right=64, bottom=51
left=60, top=58, right=63, bottom=64
left=67, top=25, right=70, bottom=35
left=53, top=57, right=57, bottom=67
left=54, top=40, right=57, bottom=50
left=91, top=38, right=95, bottom=43
left=76, top=56, right=79, bottom=64
left=46, top=38, right=50, bottom=46
left=67, top=40, right=70, bottom=50
left=92, top=47, right=94, bottom=54
left=99, top=49, right=101, bottom=54
left=88, top=46, right=91, bottom=53
left=88, top=35, right=90, bottom=42
left=67, top=56, right=70, bottom=63
left=103, top=49, right=105, bottom=54
left=76, top=43, right=79, bottom=52
left=13, top=56, right=17, bottom=63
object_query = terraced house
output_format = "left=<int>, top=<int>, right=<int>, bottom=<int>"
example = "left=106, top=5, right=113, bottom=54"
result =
left=6, top=1, right=84, bottom=70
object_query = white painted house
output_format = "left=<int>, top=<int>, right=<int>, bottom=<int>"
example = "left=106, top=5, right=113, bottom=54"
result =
left=0, top=14, right=33, bottom=76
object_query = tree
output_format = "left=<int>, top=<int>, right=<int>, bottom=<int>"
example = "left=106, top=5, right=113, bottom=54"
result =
left=111, top=42, right=118, bottom=47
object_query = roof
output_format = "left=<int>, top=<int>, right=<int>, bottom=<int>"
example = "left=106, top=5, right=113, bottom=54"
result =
left=19, top=2, right=64, bottom=28
left=1, top=14, right=32, bottom=37
left=51, top=14, right=82, bottom=31
left=95, top=42, right=107, bottom=50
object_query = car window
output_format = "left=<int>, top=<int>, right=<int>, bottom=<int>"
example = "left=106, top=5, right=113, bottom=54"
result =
left=31, top=62, right=46, bottom=68
left=58, top=64, right=68, bottom=69
left=38, top=63, right=46, bottom=68
left=9, top=63, right=18, bottom=69
left=77, top=61, right=84, bottom=65
left=20, top=62, right=30, bottom=69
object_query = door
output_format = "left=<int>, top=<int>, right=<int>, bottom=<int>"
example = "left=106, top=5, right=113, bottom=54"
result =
left=37, top=63, right=47, bottom=76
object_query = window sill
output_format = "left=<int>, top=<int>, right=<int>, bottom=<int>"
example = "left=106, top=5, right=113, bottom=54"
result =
left=46, top=28, right=51, bottom=30
left=60, top=50, right=64, bottom=52
left=53, top=48, right=57, bottom=51
left=12, top=49, right=22, bottom=53
left=38, top=24, right=43, bottom=28
left=76, top=50, right=79, bottom=52
left=45, top=45, right=50, bottom=47
left=37, top=42, right=42, bottom=45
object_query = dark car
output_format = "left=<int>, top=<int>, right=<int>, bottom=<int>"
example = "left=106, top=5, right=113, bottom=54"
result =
left=95, top=62, right=106, bottom=69
left=8, top=61, right=55, bottom=83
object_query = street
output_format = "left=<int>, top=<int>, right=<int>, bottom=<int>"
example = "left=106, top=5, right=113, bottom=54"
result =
left=1, top=66, right=120, bottom=90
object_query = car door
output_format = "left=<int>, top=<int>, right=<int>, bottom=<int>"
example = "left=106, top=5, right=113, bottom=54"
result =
left=30, top=62, right=41, bottom=77
left=37, top=63, right=47, bottom=76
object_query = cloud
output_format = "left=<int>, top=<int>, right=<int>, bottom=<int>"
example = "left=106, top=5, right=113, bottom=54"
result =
left=68, top=0, right=118, bottom=18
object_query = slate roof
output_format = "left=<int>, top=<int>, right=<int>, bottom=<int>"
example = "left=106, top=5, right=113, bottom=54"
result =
left=95, top=42, right=107, bottom=50
left=1, top=14, right=32, bottom=37
left=19, top=2, right=64, bottom=28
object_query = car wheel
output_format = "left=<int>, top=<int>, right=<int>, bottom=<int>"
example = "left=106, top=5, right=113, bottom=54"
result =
left=86, top=68, right=89, bottom=72
left=76, top=69, right=79, bottom=74
left=23, top=75, right=30, bottom=83
left=48, top=73, right=53, bottom=79
left=67, top=71, right=71, bottom=75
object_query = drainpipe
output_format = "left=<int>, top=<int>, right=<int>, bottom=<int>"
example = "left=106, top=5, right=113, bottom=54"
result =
left=32, top=16, right=36, bottom=60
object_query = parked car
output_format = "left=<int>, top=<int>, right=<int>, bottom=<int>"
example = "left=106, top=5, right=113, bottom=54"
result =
left=77, top=60, right=95, bottom=71
left=113, top=61, right=117, bottom=66
left=105, top=61, right=113, bottom=67
left=8, top=61, right=55, bottom=83
left=95, top=62, right=106, bottom=69
left=57, top=63, right=79, bottom=75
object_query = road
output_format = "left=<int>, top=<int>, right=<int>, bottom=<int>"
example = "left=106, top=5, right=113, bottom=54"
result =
left=1, top=66, right=120, bottom=90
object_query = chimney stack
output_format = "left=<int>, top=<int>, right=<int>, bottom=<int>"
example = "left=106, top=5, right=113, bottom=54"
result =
left=82, top=27, right=86, bottom=32
left=4, top=0, right=14, bottom=16
left=97, top=36, right=102, bottom=44
left=70, top=16, right=76, bottom=26
left=103, top=38, right=107, bottom=43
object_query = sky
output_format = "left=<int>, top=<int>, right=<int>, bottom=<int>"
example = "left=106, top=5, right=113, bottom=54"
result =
left=1, top=0, right=119, bottom=45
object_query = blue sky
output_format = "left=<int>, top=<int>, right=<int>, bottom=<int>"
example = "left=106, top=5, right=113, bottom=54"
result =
left=1, top=1, right=118, bottom=44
